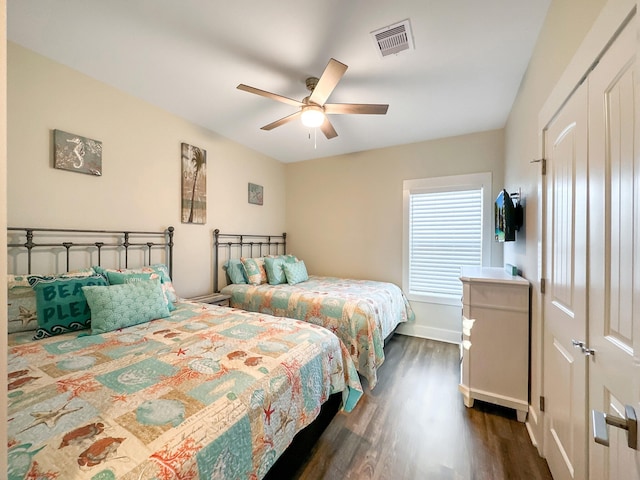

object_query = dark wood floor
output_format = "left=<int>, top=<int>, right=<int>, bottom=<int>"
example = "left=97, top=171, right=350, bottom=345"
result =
left=268, top=334, right=553, bottom=480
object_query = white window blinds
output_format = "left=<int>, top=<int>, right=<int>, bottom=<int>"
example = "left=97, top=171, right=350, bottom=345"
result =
left=408, top=187, right=483, bottom=299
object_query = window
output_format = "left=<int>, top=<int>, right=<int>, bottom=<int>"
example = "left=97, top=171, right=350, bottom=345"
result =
left=403, top=172, right=492, bottom=305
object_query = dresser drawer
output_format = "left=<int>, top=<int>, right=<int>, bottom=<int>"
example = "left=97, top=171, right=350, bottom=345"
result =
left=462, top=282, right=528, bottom=311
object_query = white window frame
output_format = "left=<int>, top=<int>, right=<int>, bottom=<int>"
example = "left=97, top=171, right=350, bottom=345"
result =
left=402, top=172, right=493, bottom=306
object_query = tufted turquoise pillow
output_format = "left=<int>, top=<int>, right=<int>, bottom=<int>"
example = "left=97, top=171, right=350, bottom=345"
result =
left=82, top=278, right=170, bottom=335
left=224, top=258, right=248, bottom=284
left=28, top=274, right=108, bottom=339
left=283, top=260, right=309, bottom=285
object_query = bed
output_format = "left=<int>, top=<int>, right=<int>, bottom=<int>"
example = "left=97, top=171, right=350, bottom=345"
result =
left=7, top=227, right=363, bottom=480
left=214, top=230, right=415, bottom=389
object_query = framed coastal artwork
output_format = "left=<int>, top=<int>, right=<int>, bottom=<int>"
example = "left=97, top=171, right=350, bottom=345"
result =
left=53, top=129, right=102, bottom=176
left=248, top=183, right=263, bottom=205
left=181, top=143, right=207, bottom=224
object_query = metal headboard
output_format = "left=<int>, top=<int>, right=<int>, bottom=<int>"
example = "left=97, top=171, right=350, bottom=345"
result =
left=213, top=229, right=286, bottom=292
left=7, top=226, right=175, bottom=278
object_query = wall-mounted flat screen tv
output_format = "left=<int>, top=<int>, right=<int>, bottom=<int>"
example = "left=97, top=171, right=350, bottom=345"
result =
left=495, top=189, right=523, bottom=242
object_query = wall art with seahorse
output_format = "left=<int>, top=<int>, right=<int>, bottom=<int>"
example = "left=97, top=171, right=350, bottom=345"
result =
left=53, top=129, right=102, bottom=176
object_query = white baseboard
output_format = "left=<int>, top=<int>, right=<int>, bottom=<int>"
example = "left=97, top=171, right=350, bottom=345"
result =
left=396, top=323, right=460, bottom=344
left=525, top=406, right=545, bottom=456
left=526, top=420, right=538, bottom=448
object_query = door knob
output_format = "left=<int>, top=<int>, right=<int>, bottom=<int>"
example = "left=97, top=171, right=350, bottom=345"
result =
left=571, top=339, right=595, bottom=356
left=592, top=405, right=637, bottom=450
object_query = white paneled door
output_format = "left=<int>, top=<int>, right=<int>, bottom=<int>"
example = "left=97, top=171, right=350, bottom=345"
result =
left=543, top=12, right=640, bottom=480
left=588, top=17, right=640, bottom=480
left=543, top=80, right=589, bottom=480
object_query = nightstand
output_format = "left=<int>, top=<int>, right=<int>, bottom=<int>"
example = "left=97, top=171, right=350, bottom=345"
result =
left=187, top=293, right=231, bottom=307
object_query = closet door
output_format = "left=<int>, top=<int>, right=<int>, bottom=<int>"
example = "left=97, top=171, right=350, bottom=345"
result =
left=588, top=17, right=640, bottom=479
left=543, top=79, right=589, bottom=480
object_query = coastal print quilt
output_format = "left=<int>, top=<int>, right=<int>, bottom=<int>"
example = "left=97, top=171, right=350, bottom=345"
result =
left=221, top=276, right=415, bottom=388
left=7, top=301, right=362, bottom=480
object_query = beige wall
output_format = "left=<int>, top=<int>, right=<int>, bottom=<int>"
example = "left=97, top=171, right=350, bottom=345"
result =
left=1, top=0, right=9, bottom=472
left=7, top=43, right=286, bottom=298
left=286, top=129, right=505, bottom=340
left=503, top=0, right=608, bottom=453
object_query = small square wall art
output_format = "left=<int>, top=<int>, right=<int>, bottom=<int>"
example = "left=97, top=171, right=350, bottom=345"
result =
left=53, top=129, right=102, bottom=176
left=181, top=143, right=207, bottom=224
left=248, top=183, right=263, bottom=205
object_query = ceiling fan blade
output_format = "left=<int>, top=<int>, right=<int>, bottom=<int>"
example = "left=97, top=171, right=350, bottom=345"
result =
left=260, top=110, right=302, bottom=131
left=320, top=117, right=338, bottom=139
left=237, top=84, right=303, bottom=108
left=324, top=103, right=389, bottom=115
left=308, top=58, right=348, bottom=106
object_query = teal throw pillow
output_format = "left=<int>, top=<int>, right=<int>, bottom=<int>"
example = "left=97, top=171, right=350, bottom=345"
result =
left=224, top=259, right=248, bottom=284
left=8, top=269, right=97, bottom=334
left=105, top=271, right=154, bottom=285
left=8, top=279, right=38, bottom=334
left=82, top=278, right=170, bottom=335
left=283, top=260, right=309, bottom=285
left=28, top=274, right=108, bottom=339
left=103, top=270, right=175, bottom=312
left=94, top=264, right=177, bottom=310
left=148, top=264, right=178, bottom=304
left=264, top=257, right=287, bottom=285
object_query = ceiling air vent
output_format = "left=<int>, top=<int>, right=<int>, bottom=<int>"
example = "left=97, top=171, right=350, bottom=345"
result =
left=371, top=19, right=414, bottom=58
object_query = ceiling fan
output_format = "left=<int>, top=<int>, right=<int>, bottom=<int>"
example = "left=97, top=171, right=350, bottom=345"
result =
left=237, top=58, right=389, bottom=140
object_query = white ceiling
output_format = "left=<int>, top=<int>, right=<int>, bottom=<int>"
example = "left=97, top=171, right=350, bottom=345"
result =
left=7, top=0, right=551, bottom=163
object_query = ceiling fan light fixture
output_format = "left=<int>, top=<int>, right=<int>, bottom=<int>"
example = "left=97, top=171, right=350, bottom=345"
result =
left=239, top=58, right=388, bottom=140
left=301, top=105, right=325, bottom=128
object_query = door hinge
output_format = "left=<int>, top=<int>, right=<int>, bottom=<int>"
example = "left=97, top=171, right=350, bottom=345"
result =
left=540, top=396, right=546, bottom=412
left=540, top=278, right=546, bottom=294
left=531, top=158, right=547, bottom=175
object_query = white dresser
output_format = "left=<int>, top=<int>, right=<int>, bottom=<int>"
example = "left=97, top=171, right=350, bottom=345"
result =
left=459, top=266, right=530, bottom=422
